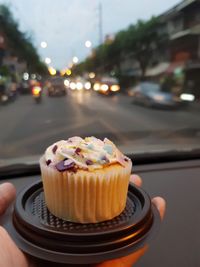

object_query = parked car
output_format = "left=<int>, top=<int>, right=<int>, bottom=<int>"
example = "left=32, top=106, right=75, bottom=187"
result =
left=0, top=76, right=18, bottom=104
left=19, top=81, right=31, bottom=94
left=129, top=82, right=182, bottom=108
left=47, top=77, right=66, bottom=97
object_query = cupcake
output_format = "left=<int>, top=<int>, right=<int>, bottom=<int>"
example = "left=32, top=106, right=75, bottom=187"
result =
left=40, top=136, right=132, bottom=223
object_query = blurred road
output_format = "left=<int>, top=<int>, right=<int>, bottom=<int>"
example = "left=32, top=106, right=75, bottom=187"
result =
left=0, top=91, right=200, bottom=159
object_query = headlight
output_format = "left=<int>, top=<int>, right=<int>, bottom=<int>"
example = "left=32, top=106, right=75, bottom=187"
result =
left=64, top=79, right=69, bottom=87
left=101, top=84, right=109, bottom=92
left=1, top=95, right=8, bottom=101
left=69, top=82, right=76, bottom=90
left=180, top=93, right=195, bottom=101
left=93, top=83, right=100, bottom=91
left=110, top=85, right=120, bottom=92
left=76, top=82, right=83, bottom=90
left=84, top=82, right=91, bottom=90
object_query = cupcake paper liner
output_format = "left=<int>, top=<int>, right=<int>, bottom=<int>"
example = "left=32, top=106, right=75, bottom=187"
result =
left=40, top=157, right=132, bottom=223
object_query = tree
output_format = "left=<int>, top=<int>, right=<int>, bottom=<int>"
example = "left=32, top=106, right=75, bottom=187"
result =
left=73, top=16, right=167, bottom=79
left=0, top=5, right=47, bottom=75
left=124, top=17, right=163, bottom=77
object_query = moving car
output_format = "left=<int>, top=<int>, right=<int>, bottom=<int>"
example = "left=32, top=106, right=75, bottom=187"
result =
left=47, top=77, right=66, bottom=97
left=130, top=82, right=181, bottom=108
left=93, top=77, right=120, bottom=95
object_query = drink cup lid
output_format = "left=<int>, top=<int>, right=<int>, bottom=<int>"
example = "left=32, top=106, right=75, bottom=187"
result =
left=10, top=181, right=160, bottom=265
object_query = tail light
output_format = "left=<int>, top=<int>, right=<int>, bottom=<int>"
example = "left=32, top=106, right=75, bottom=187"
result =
left=32, top=86, right=41, bottom=95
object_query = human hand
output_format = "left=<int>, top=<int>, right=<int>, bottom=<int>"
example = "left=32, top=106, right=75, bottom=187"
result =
left=0, top=183, right=31, bottom=267
left=0, top=175, right=165, bottom=267
left=94, top=174, right=166, bottom=267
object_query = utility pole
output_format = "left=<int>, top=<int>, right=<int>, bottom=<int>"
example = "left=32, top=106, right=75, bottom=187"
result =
left=98, top=2, right=103, bottom=45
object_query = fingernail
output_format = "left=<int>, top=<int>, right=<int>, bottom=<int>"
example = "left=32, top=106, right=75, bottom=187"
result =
left=152, top=197, right=166, bottom=221
left=130, top=174, right=142, bottom=187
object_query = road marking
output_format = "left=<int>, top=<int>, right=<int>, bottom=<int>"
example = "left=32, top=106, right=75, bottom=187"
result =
left=98, top=118, right=127, bottom=144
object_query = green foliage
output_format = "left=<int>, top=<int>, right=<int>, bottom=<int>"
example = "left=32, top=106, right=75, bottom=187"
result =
left=124, top=17, right=161, bottom=75
left=0, top=5, right=47, bottom=74
left=74, top=16, right=167, bottom=78
left=0, top=65, right=10, bottom=76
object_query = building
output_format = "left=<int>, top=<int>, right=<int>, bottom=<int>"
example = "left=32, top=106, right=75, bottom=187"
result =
left=0, top=31, right=27, bottom=77
left=0, top=32, right=6, bottom=66
left=159, top=0, right=200, bottom=97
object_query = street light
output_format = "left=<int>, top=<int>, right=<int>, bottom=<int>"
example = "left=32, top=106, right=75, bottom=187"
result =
left=72, top=56, right=79, bottom=64
left=66, top=69, right=72, bottom=76
left=40, top=41, right=47, bottom=48
left=45, top=57, right=51, bottom=64
left=48, top=67, right=56, bottom=76
left=85, top=40, right=92, bottom=48
left=89, top=72, right=95, bottom=79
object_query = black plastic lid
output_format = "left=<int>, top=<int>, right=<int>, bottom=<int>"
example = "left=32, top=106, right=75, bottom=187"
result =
left=10, top=181, right=160, bottom=265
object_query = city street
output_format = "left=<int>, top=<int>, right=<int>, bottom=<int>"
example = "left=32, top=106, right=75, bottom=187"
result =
left=0, top=91, right=200, bottom=159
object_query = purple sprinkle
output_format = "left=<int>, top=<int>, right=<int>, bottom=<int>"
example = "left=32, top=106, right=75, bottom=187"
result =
left=101, top=156, right=109, bottom=163
left=64, top=159, right=74, bottom=166
left=86, top=159, right=93, bottom=165
left=52, top=145, right=58, bottom=154
left=56, top=160, right=75, bottom=172
left=75, top=147, right=81, bottom=155
left=46, top=159, right=51, bottom=166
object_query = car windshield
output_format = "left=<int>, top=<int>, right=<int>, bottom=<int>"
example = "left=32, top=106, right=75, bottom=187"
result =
left=142, top=83, right=160, bottom=93
left=0, top=0, right=200, bottom=165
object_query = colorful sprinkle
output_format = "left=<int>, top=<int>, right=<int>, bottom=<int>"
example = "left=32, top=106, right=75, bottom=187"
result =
left=56, top=160, right=75, bottom=172
left=101, top=156, right=109, bottom=163
left=87, top=143, right=94, bottom=150
left=52, top=145, right=58, bottom=154
left=75, top=147, right=81, bottom=155
left=103, top=144, right=113, bottom=155
left=46, top=159, right=51, bottom=166
left=86, top=159, right=93, bottom=165
left=64, top=159, right=74, bottom=166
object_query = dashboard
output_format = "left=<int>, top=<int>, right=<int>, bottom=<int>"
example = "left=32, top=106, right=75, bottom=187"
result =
left=0, top=159, right=200, bottom=267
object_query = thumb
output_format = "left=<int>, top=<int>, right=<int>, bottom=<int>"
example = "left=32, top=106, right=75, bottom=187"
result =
left=0, top=183, right=16, bottom=215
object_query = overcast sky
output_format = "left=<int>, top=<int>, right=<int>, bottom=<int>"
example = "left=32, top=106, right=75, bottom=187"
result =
left=1, top=0, right=180, bottom=69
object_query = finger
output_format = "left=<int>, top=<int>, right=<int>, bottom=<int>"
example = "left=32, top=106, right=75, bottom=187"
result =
left=0, top=183, right=16, bottom=215
left=95, top=245, right=148, bottom=267
left=0, top=226, right=29, bottom=266
left=152, top=197, right=166, bottom=221
left=130, top=174, right=142, bottom=187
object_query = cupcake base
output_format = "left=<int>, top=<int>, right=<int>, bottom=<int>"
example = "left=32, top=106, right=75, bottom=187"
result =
left=40, top=157, right=132, bottom=223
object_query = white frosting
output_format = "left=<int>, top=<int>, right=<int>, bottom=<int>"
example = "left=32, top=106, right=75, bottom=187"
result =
left=45, top=136, right=130, bottom=170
